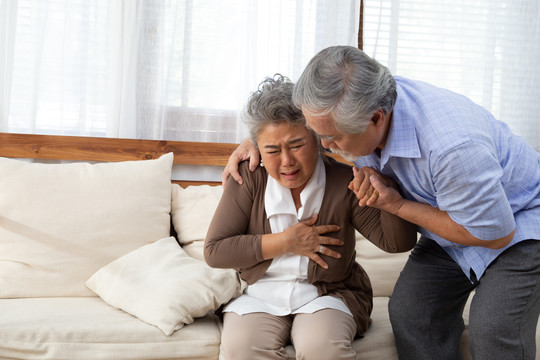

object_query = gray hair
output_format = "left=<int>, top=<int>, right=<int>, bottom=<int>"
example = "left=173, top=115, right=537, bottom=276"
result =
left=244, top=74, right=307, bottom=147
left=292, top=46, right=397, bottom=134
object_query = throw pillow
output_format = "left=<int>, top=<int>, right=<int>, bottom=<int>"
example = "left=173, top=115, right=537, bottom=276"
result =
left=86, top=236, right=245, bottom=335
left=171, top=184, right=223, bottom=244
left=0, top=153, right=173, bottom=297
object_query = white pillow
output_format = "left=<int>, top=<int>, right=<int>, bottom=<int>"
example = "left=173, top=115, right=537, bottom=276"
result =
left=86, top=236, right=245, bottom=336
left=171, top=184, right=223, bottom=244
left=182, top=239, right=205, bottom=261
left=0, top=153, right=173, bottom=297
left=355, top=232, right=413, bottom=297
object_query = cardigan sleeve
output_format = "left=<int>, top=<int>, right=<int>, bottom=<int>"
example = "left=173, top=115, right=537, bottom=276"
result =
left=204, top=162, right=266, bottom=269
left=351, top=194, right=418, bottom=253
left=322, top=156, right=417, bottom=254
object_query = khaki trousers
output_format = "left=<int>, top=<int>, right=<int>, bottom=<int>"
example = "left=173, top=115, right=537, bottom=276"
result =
left=221, top=309, right=357, bottom=360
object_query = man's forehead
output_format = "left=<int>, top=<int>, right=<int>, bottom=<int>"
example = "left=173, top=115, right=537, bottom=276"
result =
left=303, top=113, right=339, bottom=136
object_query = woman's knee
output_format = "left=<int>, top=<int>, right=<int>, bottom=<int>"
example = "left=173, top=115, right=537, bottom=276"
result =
left=220, top=324, right=255, bottom=360
left=292, top=310, right=356, bottom=360
left=221, top=312, right=291, bottom=360
left=294, top=335, right=355, bottom=360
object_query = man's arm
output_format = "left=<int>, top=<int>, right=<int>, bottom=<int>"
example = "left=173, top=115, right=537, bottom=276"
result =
left=366, top=175, right=514, bottom=249
left=222, top=138, right=260, bottom=185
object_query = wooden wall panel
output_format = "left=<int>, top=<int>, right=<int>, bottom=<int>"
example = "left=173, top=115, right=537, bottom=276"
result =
left=0, top=132, right=351, bottom=187
left=0, top=133, right=238, bottom=166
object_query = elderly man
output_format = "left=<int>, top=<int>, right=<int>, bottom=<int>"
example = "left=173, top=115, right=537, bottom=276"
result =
left=223, top=46, right=540, bottom=360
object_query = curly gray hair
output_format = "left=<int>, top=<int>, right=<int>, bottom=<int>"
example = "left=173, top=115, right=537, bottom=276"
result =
left=244, top=74, right=308, bottom=147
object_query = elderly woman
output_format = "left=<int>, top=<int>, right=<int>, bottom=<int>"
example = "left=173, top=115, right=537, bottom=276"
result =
left=204, top=75, right=416, bottom=360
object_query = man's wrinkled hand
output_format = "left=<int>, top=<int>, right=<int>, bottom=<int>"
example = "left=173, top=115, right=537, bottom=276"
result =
left=222, top=138, right=260, bottom=186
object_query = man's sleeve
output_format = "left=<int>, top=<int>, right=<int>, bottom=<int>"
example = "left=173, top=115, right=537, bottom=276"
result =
left=432, top=141, right=515, bottom=241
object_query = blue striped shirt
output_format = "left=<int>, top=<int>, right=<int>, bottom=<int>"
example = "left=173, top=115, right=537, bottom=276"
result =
left=353, top=76, right=540, bottom=280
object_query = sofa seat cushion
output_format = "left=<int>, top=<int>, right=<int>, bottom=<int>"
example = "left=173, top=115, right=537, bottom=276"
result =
left=0, top=297, right=221, bottom=360
left=355, top=234, right=412, bottom=298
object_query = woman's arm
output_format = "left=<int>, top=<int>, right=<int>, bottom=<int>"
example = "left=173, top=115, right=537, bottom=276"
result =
left=349, top=170, right=417, bottom=253
left=205, top=164, right=265, bottom=269
left=351, top=199, right=418, bottom=253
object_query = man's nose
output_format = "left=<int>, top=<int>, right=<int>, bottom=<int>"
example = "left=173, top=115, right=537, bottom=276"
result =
left=320, top=139, right=334, bottom=149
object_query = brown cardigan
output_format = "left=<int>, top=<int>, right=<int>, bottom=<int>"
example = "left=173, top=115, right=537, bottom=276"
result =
left=205, top=156, right=417, bottom=335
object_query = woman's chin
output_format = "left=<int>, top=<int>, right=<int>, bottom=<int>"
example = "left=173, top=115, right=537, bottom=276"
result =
left=279, top=178, right=307, bottom=190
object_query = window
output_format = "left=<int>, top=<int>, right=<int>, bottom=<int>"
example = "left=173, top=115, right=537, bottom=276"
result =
left=0, top=0, right=361, bottom=142
left=362, top=0, right=540, bottom=151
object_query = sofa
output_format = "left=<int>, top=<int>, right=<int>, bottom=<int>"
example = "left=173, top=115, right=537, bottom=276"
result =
left=0, top=133, right=537, bottom=360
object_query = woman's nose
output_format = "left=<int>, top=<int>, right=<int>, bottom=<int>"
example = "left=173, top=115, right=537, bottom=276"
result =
left=280, top=150, right=295, bottom=165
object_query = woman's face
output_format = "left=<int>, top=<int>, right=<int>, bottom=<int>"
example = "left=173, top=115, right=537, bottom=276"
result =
left=257, top=122, right=318, bottom=192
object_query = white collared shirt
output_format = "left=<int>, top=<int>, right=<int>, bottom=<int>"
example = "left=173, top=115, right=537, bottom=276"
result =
left=224, top=157, right=352, bottom=317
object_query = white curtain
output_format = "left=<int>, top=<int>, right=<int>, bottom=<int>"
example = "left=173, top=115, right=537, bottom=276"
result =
left=363, top=0, right=540, bottom=151
left=0, top=0, right=360, bottom=143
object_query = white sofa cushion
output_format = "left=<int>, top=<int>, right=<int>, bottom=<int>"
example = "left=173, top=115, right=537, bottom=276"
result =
left=0, top=154, right=173, bottom=297
left=355, top=234, right=412, bottom=297
left=183, top=239, right=206, bottom=261
left=0, top=297, right=221, bottom=360
left=86, top=236, right=245, bottom=335
left=171, top=184, right=223, bottom=244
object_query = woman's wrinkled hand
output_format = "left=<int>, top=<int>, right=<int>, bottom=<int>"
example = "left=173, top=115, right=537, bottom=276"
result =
left=281, top=214, right=343, bottom=269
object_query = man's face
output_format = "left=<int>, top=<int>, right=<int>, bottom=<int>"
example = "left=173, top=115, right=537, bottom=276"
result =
left=302, top=107, right=385, bottom=160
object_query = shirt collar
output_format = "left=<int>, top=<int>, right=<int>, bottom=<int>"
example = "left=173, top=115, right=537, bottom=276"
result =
left=379, top=80, right=421, bottom=167
left=265, top=156, right=326, bottom=221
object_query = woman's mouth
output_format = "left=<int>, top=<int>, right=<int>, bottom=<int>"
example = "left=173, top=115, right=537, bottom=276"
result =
left=281, top=169, right=300, bottom=179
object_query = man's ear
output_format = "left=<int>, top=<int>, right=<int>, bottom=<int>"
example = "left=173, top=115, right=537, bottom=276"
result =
left=371, top=109, right=385, bottom=126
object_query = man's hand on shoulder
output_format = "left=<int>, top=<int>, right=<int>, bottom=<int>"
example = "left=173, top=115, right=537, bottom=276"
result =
left=222, top=138, right=260, bottom=186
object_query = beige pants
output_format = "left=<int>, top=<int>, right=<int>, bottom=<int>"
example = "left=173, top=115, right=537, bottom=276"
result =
left=221, top=309, right=357, bottom=360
